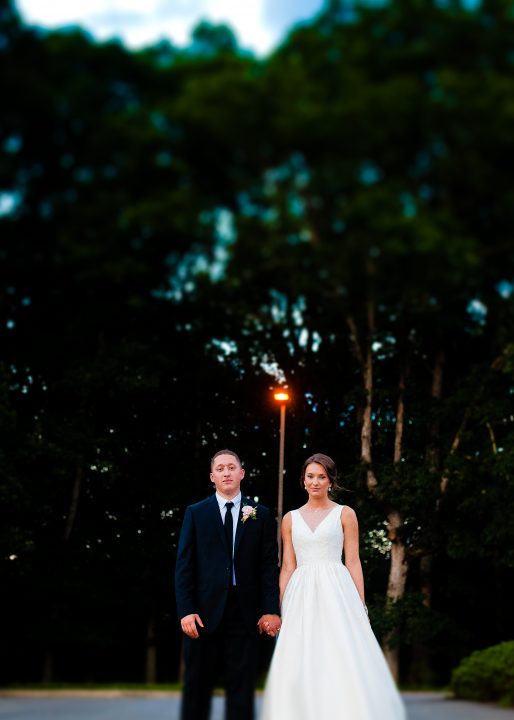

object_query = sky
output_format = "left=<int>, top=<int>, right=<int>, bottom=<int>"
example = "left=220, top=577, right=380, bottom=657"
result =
left=15, top=0, right=326, bottom=56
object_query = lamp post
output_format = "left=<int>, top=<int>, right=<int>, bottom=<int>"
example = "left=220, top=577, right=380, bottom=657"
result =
left=273, top=390, right=290, bottom=564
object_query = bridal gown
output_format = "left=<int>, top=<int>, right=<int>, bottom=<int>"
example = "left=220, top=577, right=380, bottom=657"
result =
left=260, top=505, right=405, bottom=720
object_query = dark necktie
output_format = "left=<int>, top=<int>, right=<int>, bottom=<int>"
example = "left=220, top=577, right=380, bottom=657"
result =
left=224, top=502, right=234, bottom=557
left=224, top=502, right=234, bottom=583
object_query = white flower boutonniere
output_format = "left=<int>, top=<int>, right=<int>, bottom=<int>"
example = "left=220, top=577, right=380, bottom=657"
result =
left=241, top=505, right=257, bottom=523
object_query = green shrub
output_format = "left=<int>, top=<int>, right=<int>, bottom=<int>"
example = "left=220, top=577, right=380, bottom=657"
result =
left=450, top=641, right=514, bottom=706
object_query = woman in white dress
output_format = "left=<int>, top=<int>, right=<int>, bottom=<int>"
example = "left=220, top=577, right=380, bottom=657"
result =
left=260, top=453, right=405, bottom=720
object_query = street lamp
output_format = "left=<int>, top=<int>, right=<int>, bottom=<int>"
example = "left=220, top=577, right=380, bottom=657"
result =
left=273, top=389, right=290, bottom=564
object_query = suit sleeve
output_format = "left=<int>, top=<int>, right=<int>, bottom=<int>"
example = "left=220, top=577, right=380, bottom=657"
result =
left=260, top=506, right=281, bottom=615
left=175, top=506, right=198, bottom=620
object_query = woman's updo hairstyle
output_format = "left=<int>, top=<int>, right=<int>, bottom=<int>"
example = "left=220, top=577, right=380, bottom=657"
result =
left=299, top=453, right=343, bottom=495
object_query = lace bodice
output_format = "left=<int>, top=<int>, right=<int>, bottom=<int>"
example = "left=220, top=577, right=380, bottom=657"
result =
left=291, top=505, right=344, bottom=566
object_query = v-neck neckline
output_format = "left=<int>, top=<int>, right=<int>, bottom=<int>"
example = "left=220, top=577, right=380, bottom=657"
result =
left=297, top=505, right=339, bottom=534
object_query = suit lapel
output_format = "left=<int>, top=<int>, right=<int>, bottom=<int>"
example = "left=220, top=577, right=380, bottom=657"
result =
left=234, top=496, right=251, bottom=555
left=207, top=494, right=227, bottom=551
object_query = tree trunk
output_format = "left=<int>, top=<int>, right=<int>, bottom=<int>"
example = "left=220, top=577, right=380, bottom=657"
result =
left=42, top=649, right=54, bottom=683
left=42, top=462, right=84, bottom=680
left=439, top=350, right=502, bottom=495
left=361, top=340, right=378, bottom=491
left=347, top=303, right=377, bottom=491
left=178, top=637, right=186, bottom=685
left=348, top=297, right=413, bottom=678
left=64, top=463, right=83, bottom=541
left=485, top=421, right=497, bottom=455
left=409, top=552, right=435, bottom=683
left=440, top=408, right=470, bottom=496
left=393, top=370, right=406, bottom=466
left=383, top=509, right=408, bottom=680
left=410, top=349, right=444, bottom=682
left=145, top=614, right=157, bottom=684
left=426, top=349, right=445, bottom=473
left=383, top=371, right=408, bottom=681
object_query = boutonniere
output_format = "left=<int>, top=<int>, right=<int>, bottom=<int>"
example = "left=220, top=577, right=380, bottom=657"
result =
left=241, top=505, right=258, bottom=523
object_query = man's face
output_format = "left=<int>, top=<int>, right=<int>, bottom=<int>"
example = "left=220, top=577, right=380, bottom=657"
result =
left=210, top=454, right=245, bottom=498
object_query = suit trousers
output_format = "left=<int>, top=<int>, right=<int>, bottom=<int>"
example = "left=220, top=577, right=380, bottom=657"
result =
left=181, top=588, right=258, bottom=720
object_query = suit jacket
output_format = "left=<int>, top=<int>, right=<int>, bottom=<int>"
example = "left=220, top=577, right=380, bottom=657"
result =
left=175, top=494, right=280, bottom=632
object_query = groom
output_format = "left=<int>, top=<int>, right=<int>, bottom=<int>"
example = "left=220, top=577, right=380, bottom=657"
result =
left=175, top=449, right=281, bottom=720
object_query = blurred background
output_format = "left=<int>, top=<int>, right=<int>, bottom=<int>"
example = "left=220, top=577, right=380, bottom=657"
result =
left=1, top=0, right=513, bottom=693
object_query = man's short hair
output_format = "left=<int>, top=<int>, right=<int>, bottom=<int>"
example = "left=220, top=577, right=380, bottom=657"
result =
left=211, top=449, right=242, bottom=468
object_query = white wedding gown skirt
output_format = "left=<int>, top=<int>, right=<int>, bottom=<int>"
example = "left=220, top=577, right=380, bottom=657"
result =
left=260, top=506, right=405, bottom=720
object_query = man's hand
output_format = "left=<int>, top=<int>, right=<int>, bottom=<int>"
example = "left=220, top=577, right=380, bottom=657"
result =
left=181, top=613, right=204, bottom=639
left=257, top=614, right=281, bottom=637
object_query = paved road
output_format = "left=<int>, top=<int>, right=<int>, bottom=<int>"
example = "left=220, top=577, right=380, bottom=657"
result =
left=403, top=693, right=514, bottom=719
left=1, top=693, right=514, bottom=720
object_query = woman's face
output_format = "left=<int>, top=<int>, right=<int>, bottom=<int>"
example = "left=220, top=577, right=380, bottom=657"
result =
left=304, top=462, right=330, bottom=500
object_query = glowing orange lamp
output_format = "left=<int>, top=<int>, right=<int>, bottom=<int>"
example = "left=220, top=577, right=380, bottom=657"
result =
left=272, top=388, right=291, bottom=563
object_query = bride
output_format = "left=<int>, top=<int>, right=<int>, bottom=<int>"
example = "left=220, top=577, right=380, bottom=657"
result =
left=260, top=453, right=405, bottom=720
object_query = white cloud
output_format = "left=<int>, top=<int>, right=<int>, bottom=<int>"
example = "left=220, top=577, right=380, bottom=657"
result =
left=200, top=0, right=274, bottom=54
left=16, top=0, right=283, bottom=54
left=17, top=0, right=146, bottom=25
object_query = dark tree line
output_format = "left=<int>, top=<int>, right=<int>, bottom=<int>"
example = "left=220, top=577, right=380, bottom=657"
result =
left=1, top=0, right=514, bottom=685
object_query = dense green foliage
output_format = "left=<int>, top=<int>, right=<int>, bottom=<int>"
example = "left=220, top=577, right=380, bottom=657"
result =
left=1, top=0, right=513, bottom=685
left=450, top=641, right=514, bottom=705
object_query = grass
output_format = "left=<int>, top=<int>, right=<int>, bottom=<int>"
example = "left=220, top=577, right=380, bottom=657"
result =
left=398, top=683, right=448, bottom=692
left=1, top=681, right=449, bottom=696
left=0, top=682, right=182, bottom=691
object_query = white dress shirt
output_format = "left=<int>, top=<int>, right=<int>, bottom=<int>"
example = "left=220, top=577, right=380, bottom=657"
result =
left=216, top=491, right=241, bottom=550
left=216, top=492, right=241, bottom=585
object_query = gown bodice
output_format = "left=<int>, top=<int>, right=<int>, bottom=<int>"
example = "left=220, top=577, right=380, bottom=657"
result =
left=291, top=505, right=344, bottom=566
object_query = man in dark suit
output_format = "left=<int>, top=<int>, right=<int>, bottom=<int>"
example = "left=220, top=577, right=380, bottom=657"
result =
left=175, top=449, right=281, bottom=720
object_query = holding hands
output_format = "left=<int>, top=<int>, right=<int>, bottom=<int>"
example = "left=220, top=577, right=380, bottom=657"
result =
left=181, top=612, right=281, bottom=638
left=258, top=614, right=281, bottom=637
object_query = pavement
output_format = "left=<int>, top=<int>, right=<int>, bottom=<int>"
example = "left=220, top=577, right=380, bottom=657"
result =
left=1, top=692, right=514, bottom=720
